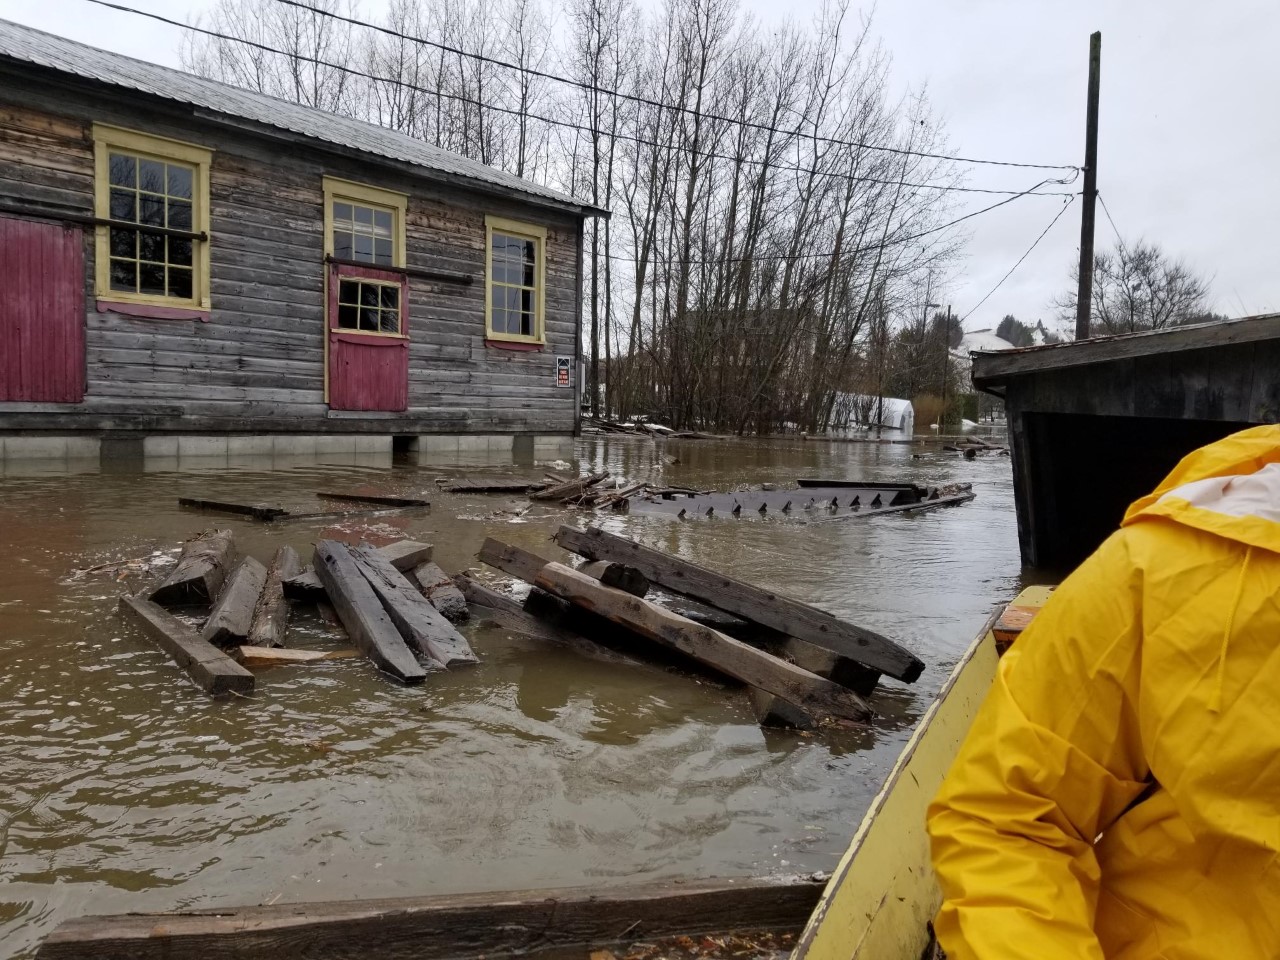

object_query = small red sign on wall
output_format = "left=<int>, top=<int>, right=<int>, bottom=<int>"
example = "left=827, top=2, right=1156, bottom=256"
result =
left=555, top=356, right=572, bottom=388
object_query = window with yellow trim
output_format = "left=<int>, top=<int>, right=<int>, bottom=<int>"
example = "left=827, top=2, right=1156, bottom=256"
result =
left=485, top=216, right=546, bottom=343
left=322, top=177, right=406, bottom=268
left=92, top=125, right=211, bottom=309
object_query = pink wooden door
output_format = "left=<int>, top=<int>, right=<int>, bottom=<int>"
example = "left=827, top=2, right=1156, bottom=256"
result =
left=0, top=216, right=85, bottom=402
left=327, top=262, right=409, bottom=412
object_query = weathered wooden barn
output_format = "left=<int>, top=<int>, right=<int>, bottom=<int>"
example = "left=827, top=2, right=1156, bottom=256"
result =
left=972, top=313, right=1280, bottom=571
left=0, top=20, right=603, bottom=463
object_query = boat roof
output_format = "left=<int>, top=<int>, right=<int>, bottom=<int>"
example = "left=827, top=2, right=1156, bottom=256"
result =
left=0, top=18, right=605, bottom=218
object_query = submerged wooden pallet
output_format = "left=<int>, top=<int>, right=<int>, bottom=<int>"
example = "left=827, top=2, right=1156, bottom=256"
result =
left=625, top=483, right=973, bottom=521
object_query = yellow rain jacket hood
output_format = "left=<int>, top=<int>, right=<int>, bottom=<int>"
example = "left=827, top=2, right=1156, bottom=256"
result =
left=928, top=426, right=1280, bottom=960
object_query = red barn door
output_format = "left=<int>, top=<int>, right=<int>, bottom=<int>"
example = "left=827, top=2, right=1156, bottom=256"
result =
left=326, top=262, right=409, bottom=411
left=0, top=216, right=85, bottom=402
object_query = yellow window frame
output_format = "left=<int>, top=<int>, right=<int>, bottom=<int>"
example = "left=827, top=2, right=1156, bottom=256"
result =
left=92, top=124, right=213, bottom=310
left=322, top=176, right=407, bottom=268
left=485, top=215, right=547, bottom=345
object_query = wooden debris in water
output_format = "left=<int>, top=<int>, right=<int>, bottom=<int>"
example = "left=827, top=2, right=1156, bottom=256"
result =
left=554, top=525, right=923, bottom=684
left=379, top=539, right=434, bottom=572
left=282, top=566, right=326, bottom=602
left=148, top=528, right=236, bottom=607
left=312, top=540, right=426, bottom=684
left=410, top=560, right=470, bottom=622
left=234, top=646, right=359, bottom=667
left=443, top=477, right=551, bottom=494
left=480, top=539, right=871, bottom=722
left=119, top=594, right=254, bottom=697
left=350, top=546, right=477, bottom=668
left=178, top=497, right=288, bottom=522
left=201, top=556, right=268, bottom=648
left=316, top=491, right=431, bottom=508
left=531, top=470, right=610, bottom=503
left=248, top=545, right=300, bottom=648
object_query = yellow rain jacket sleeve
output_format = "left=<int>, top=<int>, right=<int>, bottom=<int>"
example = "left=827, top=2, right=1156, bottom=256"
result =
left=927, top=425, right=1280, bottom=960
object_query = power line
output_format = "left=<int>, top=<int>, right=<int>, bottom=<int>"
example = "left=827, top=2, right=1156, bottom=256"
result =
left=81, top=0, right=1078, bottom=198
left=269, top=0, right=1080, bottom=173
left=1098, top=192, right=1123, bottom=243
left=604, top=177, right=1068, bottom=266
left=961, top=194, right=1077, bottom=321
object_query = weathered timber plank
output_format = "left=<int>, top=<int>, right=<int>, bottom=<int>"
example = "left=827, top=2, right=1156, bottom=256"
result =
left=443, top=477, right=550, bottom=493
left=248, top=546, right=300, bottom=648
left=379, top=539, right=434, bottom=571
left=281, top=567, right=325, bottom=601
left=454, top=573, right=584, bottom=645
left=553, top=525, right=923, bottom=683
left=579, top=560, right=650, bottom=596
left=277, top=506, right=428, bottom=523
left=234, top=646, right=358, bottom=667
left=118, top=595, right=254, bottom=697
left=410, top=560, right=469, bottom=622
left=148, top=529, right=236, bottom=607
left=532, top=562, right=872, bottom=722
left=202, top=556, right=268, bottom=648
left=312, top=541, right=426, bottom=684
left=751, top=640, right=881, bottom=730
left=177, top=498, right=288, bottom=522
left=351, top=546, right=477, bottom=667
left=316, top=492, right=431, bottom=508
left=35, top=876, right=823, bottom=960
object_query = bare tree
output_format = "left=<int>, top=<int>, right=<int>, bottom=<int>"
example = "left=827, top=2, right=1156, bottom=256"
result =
left=1057, top=238, right=1211, bottom=335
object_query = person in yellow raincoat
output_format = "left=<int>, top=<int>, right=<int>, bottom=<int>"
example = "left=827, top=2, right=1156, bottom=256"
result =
left=927, top=425, right=1280, bottom=959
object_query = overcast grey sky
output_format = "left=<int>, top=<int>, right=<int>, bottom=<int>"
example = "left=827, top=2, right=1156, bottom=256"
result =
left=2, top=0, right=1274, bottom=331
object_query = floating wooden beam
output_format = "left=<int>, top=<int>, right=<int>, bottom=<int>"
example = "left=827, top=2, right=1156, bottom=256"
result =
left=148, top=529, right=236, bottom=607
left=350, top=546, right=477, bottom=667
left=554, top=525, right=923, bottom=683
left=316, top=491, right=431, bottom=508
left=379, top=540, right=434, bottom=571
left=202, top=556, right=268, bottom=648
left=281, top=567, right=325, bottom=601
left=177, top=497, right=288, bottom=522
left=248, top=546, right=300, bottom=648
left=751, top=640, right=880, bottom=730
left=36, top=876, right=824, bottom=960
left=579, top=560, right=650, bottom=596
left=454, top=573, right=585, bottom=646
left=410, top=561, right=469, bottom=622
left=312, top=541, right=426, bottom=684
left=531, top=562, right=871, bottom=722
left=234, top=645, right=359, bottom=667
left=119, top=595, right=254, bottom=696
left=443, top=477, right=550, bottom=494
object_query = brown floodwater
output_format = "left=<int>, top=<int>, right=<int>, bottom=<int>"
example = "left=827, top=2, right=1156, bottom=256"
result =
left=0, top=433, right=1020, bottom=958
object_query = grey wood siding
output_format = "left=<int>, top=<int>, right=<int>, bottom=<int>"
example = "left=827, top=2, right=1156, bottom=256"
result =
left=0, top=86, right=583, bottom=435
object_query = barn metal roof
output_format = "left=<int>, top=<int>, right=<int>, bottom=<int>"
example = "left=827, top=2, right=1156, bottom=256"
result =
left=0, top=18, right=602, bottom=216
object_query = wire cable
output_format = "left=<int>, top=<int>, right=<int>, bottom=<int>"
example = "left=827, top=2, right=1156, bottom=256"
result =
left=1098, top=192, right=1123, bottom=243
left=603, top=176, right=1072, bottom=266
left=268, top=0, right=1080, bottom=172
left=77, top=0, right=1080, bottom=197
left=960, top=194, right=1077, bottom=321
left=79, top=0, right=1078, bottom=197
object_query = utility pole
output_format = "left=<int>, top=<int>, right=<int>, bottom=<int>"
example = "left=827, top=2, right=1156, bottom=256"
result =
left=1075, top=30, right=1102, bottom=341
left=940, top=304, right=952, bottom=431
